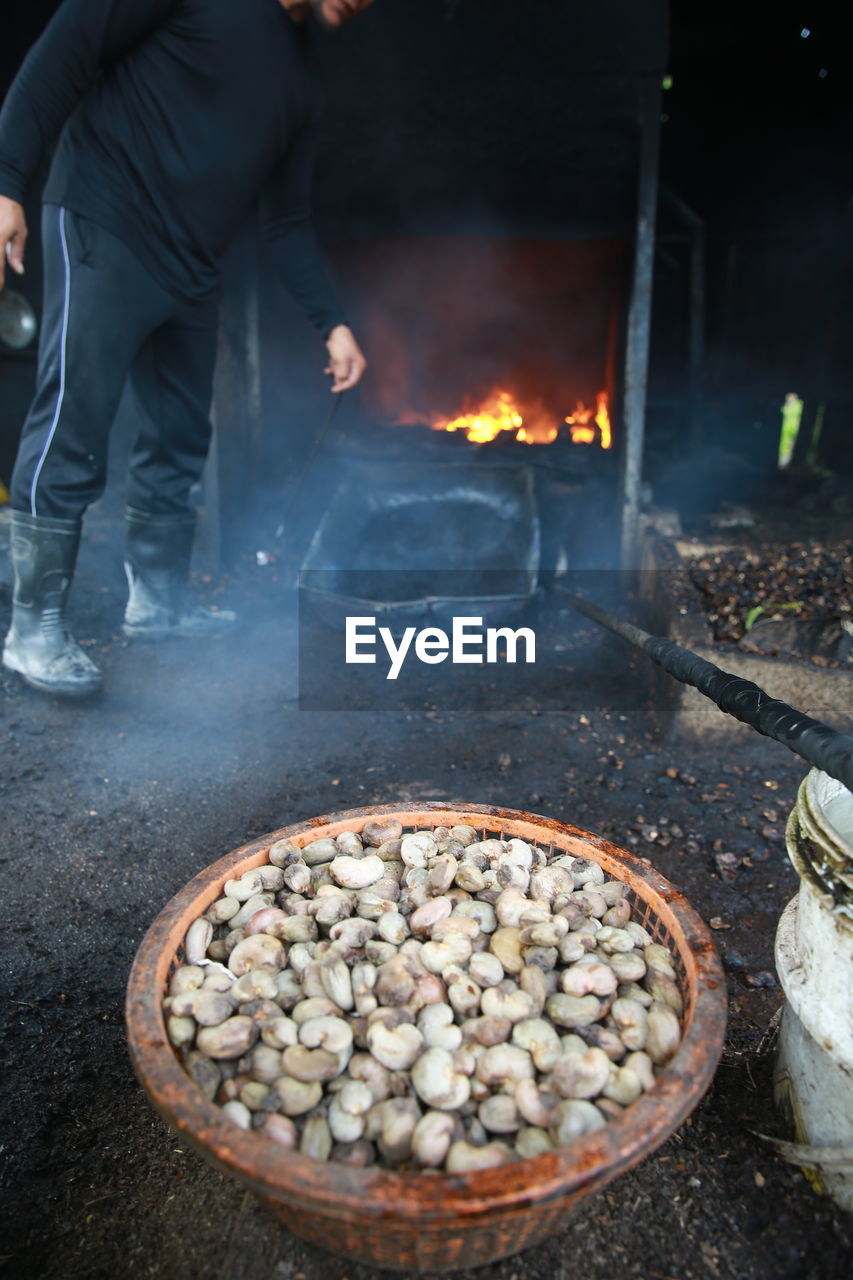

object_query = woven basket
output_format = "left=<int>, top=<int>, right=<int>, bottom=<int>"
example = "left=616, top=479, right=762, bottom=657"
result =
left=126, top=803, right=726, bottom=1273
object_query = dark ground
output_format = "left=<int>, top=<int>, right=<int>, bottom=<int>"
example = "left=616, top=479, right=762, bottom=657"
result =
left=1, top=487, right=852, bottom=1280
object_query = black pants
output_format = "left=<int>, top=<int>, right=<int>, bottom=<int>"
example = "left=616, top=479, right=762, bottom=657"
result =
left=11, top=205, right=218, bottom=522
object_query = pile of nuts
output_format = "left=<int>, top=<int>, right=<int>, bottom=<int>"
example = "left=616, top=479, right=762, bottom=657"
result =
left=164, top=820, right=684, bottom=1173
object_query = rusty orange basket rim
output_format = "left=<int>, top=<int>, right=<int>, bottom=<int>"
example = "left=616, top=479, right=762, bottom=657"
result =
left=126, top=802, right=727, bottom=1221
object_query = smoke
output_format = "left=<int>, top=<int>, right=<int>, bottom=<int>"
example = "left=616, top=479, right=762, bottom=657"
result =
left=260, top=234, right=625, bottom=439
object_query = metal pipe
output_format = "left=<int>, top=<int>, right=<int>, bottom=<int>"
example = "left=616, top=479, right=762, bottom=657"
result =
left=554, top=586, right=853, bottom=792
left=620, top=76, right=662, bottom=570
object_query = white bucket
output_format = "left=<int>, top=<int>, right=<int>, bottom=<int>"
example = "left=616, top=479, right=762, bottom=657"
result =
left=774, top=768, right=853, bottom=1210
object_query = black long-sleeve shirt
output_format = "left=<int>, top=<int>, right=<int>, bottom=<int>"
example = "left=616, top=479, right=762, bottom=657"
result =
left=0, top=0, right=346, bottom=332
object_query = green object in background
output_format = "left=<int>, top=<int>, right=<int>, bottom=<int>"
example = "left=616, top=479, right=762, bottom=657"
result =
left=744, top=601, right=802, bottom=632
left=778, top=393, right=803, bottom=468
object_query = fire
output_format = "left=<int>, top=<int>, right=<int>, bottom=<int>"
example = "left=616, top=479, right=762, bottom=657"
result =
left=517, top=424, right=558, bottom=445
left=566, top=391, right=612, bottom=449
left=433, top=390, right=523, bottom=445
left=430, top=389, right=612, bottom=447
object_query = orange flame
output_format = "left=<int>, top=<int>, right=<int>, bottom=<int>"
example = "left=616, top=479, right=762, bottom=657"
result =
left=433, top=389, right=524, bottom=444
left=595, top=390, right=612, bottom=449
left=517, top=424, right=559, bottom=445
left=565, top=391, right=612, bottom=449
left=430, top=389, right=611, bottom=447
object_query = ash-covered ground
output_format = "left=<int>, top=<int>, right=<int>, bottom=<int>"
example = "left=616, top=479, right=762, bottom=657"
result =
left=1, top=508, right=851, bottom=1280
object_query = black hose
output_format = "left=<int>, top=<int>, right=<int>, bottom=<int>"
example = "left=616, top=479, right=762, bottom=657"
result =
left=554, top=586, right=853, bottom=792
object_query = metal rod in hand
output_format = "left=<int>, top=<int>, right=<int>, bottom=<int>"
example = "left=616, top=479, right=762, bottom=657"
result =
left=293, top=390, right=343, bottom=495
left=275, top=394, right=343, bottom=555
left=554, top=586, right=853, bottom=792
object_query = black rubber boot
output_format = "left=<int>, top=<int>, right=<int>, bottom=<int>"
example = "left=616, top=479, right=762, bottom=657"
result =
left=2, top=511, right=102, bottom=697
left=123, top=507, right=237, bottom=638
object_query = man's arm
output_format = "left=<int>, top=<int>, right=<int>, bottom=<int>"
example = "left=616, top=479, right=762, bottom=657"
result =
left=261, top=127, right=367, bottom=392
left=0, top=0, right=176, bottom=287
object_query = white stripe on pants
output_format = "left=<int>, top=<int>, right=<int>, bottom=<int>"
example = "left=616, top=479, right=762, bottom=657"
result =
left=29, top=206, right=72, bottom=517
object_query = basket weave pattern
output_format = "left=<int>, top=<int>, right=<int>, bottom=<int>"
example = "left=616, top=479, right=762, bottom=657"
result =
left=126, top=804, right=726, bottom=1273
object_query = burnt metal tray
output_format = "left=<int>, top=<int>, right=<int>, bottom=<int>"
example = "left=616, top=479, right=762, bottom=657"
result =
left=300, top=463, right=540, bottom=630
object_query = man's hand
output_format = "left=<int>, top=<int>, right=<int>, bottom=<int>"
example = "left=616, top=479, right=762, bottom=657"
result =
left=325, top=324, right=367, bottom=393
left=0, top=196, right=27, bottom=291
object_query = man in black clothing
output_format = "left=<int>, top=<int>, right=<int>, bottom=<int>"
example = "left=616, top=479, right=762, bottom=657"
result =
left=0, top=0, right=372, bottom=697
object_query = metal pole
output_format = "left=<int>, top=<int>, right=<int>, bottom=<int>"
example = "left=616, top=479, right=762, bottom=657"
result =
left=554, top=586, right=853, bottom=792
left=620, top=76, right=662, bottom=569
